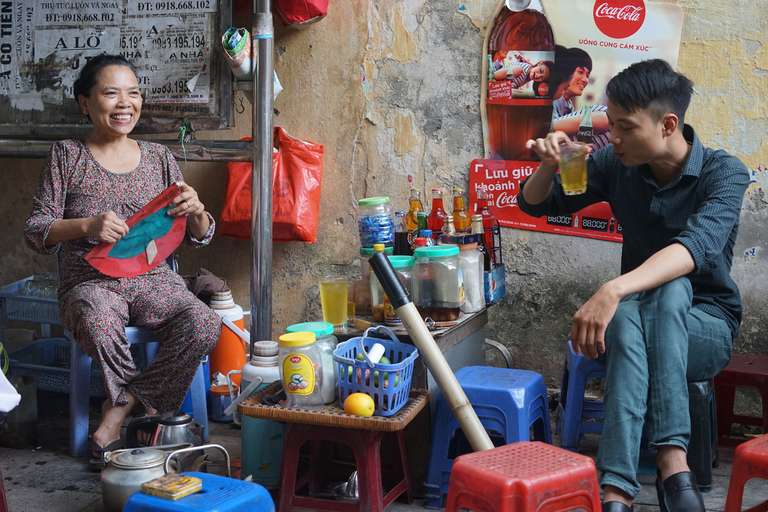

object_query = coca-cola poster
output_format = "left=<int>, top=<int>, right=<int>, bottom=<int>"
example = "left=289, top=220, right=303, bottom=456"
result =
left=474, top=0, right=683, bottom=243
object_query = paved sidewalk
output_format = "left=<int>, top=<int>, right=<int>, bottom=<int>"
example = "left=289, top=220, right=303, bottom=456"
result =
left=1, top=390, right=767, bottom=511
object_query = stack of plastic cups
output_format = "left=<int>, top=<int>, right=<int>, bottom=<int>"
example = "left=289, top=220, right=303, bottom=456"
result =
left=240, top=341, right=284, bottom=487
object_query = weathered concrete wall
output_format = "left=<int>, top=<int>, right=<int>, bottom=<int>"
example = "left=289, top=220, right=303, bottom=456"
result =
left=1, top=0, right=766, bottom=388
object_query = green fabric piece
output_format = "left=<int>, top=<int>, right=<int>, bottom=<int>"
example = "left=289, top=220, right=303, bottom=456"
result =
left=108, top=206, right=175, bottom=259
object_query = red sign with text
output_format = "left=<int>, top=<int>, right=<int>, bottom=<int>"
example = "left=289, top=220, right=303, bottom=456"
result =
left=469, top=159, right=622, bottom=242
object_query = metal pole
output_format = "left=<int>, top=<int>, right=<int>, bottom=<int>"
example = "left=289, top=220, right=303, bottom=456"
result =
left=251, top=0, right=274, bottom=351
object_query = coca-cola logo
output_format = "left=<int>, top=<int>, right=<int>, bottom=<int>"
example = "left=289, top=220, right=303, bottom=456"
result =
left=495, top=191, right=518, bottom=209
left=593, top=0, right=645, bottom=39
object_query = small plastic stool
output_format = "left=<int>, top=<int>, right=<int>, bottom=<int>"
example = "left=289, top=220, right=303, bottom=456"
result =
left=445, top=441, right=601, bottom=512
left=724, top=433, right=768, bottom=512
left=714, top=353, right=768, bottom=446
left=277, top=422, right=411, bottom=512
left=0, top=466, right=8, bottom=512
left=424, top=366, right=552, bottom=509
left=122, top=471, right=275, bottom=511
left=555, top=341, right=718, bottom=490
left=555, top=340, right=606, bottom=451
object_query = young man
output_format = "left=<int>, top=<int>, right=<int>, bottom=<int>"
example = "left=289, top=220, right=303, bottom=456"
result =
left=519, top=59, right=749, bottom=512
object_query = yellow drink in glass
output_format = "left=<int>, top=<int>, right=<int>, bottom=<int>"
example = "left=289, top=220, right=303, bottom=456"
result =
left=319, top=277, right=348, bottom=329
left=559, top=142, right=588, bottom=195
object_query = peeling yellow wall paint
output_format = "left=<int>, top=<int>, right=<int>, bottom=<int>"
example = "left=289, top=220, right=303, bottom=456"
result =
left=457, top=0, right=502, bottom=31
left=393, top=110, right=418, bottom=156
left=391, top=6, right=417, bottom=61
left=681, top=37, right=768, bottom=169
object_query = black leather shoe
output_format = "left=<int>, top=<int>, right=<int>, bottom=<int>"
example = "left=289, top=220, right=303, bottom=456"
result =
left=655, top=471, right=705, bottom=512
left=602, top=501, right=633, bottom=512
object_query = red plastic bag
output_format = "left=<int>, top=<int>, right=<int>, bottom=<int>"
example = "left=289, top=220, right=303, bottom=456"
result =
left=219, top=127, right=324, bottom=243
left=233, top=0, right=328, bottom=28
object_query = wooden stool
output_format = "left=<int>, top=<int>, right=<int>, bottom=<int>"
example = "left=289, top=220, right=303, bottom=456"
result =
left=238, top=382, right=429, bottom=512
left=445, top=441, right=601, bottom=512
left=724, top=434, right=768, bottom=512
left=715, top=353, right=768, bottom=446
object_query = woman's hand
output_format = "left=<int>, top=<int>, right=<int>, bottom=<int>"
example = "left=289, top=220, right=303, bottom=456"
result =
left=169, top=181, right=210, bottom=240
left=168, top=181, right=206, bottom=219
left=86, top=211, right=130, bottom=243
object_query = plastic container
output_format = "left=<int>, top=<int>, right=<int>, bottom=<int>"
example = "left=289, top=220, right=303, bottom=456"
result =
left=333, top=326, right=418, bottom=416
left=413, top=245, right=462, bottom=321
left=285, top=322, right=338, bottom=404
left=359, top=246, right=394, bottom=280
left=209, top=290, right=247, bottom=387
left=278, top=332, right=324, bottom=409
left=357, top=197, right=395, bottom=248
left=235, top=340, right=284, bottom=487
left=369, top=256, right=414, bottom=326
left=457, top=239, right=485, bottom=313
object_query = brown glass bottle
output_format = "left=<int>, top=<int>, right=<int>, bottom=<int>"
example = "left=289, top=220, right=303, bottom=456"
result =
left=472, top=214, right=492, bottom=272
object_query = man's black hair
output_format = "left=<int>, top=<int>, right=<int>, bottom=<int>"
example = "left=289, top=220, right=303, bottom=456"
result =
left=567, top=47, right=592, bottom=73
left=606, top=58, right=694, bottom=127
left=73, top=53, right=136, bottom=100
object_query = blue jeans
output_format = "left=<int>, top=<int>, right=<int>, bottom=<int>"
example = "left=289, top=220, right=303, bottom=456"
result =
left=595, top=277, right=732, bottom=497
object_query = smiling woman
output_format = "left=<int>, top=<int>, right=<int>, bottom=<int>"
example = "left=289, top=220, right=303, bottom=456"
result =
left=23, top=54, right=222, bottom=469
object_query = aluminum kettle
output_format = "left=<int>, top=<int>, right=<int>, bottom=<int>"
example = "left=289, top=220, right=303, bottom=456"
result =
left=125, top=410, right=203, bottom=448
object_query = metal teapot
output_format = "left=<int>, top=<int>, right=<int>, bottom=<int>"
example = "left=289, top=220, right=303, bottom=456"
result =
left=100, top=447, right=169, bottom=512
left=125, top=410, right=204, bottom=448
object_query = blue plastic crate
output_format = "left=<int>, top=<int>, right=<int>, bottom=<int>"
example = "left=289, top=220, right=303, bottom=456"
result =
left=333, top=326, right=418, bottom=416
left=0, top=276, right=60, bottom=325
left=8, top=338, right=105, bottom=397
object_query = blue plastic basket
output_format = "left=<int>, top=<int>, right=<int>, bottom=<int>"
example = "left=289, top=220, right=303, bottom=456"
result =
left=333, top=326, right=418, bottom=417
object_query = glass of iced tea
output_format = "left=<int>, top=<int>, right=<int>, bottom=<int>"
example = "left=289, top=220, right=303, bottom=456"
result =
left=319, top=275, right=348, bottom=331
left=559, top=141, right=588, bottom=195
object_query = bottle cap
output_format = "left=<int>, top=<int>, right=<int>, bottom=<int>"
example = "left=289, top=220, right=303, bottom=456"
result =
left=373, top=243, right=386, bottom=253
left=414, top=245, right=460, bottom=258
left=285, top=322, right=334, bottom=338
left=387, top=256, right=415, bottom=268
left=471, top=214, right=482, bottom=221
left=394, top=210, right=406, bottom=215
left=252, top=340, right=279, bottom=356
left=278, top=332, right=316, bottom=347
left=420, top=230, right=433, bottom=237
left=413, top=237, right=428, bottom=247
left=357, top=196, right=390, bottom=206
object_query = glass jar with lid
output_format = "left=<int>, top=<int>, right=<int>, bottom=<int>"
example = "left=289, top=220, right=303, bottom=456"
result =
left=278, top=332, right=324, bottom=409
left=369, top=255, right=415, bottom=325
left=357, top=197, right=394, bottom=248
left=359, top=245, right=394, bottom=280
left=285, top=322, right=338, bottom=404
left=413, top=245, right=462, bottom=322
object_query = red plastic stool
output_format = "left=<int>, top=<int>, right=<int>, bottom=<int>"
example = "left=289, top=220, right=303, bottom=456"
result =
left=0, top=466, right=7, bottom=512
left=445, top=441, right=601, bottom=512
left=277, top=422, right=411, bottom=512
left=715, top=353, right=768, bottom=446
left=724, top=434, right=768, bottom=512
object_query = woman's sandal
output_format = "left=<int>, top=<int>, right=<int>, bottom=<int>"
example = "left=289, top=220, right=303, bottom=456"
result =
left=88, top=438, right=124, bottom=471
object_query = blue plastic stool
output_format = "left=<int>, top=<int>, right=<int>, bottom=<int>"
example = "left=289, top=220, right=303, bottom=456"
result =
left=554, top=340, right=719, bottom=490
left=423, top=366, right=552, bottom=509
left=555, top=340, right=606, bottom=451
left=122, top=471, right=275, bottom=511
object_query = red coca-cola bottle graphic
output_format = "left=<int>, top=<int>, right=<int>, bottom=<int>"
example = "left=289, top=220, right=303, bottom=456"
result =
left=485, top=5, right=555, bottom=162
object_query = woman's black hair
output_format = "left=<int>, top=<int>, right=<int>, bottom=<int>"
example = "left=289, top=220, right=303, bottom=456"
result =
left=72, top=53, right=136, bottom=100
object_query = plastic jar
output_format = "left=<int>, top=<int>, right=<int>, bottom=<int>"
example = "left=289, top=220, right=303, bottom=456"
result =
left=359, top=245, right=393, bottom=280
left=413, top=245, right=462, bottom=321
left=285, top=322, right=338, bottom=404
left=369, top=256, right=414, bottom=326
left=357, top=197, right=395, bottom=248
left=278, top=332, right=324, bottom=409
left=457, top=241, right=485, bottom=313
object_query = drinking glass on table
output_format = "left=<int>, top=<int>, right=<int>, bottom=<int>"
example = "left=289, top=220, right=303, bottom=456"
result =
left=319, top=275, right=348, bottom=331
left=559, top=141, right=588, bottom=195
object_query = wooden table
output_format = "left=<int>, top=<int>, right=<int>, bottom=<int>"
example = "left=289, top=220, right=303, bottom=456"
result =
left=239, top=383, right=430, bottom=512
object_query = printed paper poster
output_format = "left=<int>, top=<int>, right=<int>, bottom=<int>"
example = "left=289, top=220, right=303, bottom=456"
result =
left=474, top=0, right=683, bottom=243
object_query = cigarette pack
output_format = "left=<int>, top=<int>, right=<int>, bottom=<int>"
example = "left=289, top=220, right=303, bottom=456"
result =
left=141, top=473, right=202, bottom=500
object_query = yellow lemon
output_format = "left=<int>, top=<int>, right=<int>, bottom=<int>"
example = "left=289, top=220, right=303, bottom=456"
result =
left=344, top=392, right=375, bottom=417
